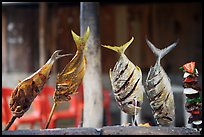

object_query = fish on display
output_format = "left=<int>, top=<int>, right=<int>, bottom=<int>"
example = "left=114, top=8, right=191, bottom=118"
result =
left=4, top=50, right=71, bottom=130
left=102, top=37, right=144, bottom=126
left=145, top=38, right=178, bottom=126
left=45, top=27, right=90, bottom=129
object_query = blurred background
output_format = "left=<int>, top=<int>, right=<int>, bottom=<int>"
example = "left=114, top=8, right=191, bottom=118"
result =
left=2, top=2, right=202, bottom=130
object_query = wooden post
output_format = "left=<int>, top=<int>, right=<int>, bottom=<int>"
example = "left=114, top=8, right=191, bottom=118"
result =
left=80, top=2, right=103, bottom=128
left=39, top=2, right=47, bottom=67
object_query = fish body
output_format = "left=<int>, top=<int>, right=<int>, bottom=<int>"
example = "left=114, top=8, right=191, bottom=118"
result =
left=102, top=37, right=144, bottom=116
left=54, top=27, right=90, bottom=103
left=9, top=50, right=70, bottom=118
left=145, top=39, right=177, bottom=126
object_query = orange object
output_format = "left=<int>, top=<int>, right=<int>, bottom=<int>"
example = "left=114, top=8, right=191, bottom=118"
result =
left=138, top=123, right=151, bottom=127
left=191, top=110, right=200, bottom=115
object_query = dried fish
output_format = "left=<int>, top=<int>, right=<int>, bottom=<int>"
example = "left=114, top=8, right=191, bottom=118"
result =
left=145, top=38, right=178, bottom=126
left=4, top=50, right=70, bottom=130
left=45, top=27, right=90, bottom=129
left=102, top=37, right=144, bottom=126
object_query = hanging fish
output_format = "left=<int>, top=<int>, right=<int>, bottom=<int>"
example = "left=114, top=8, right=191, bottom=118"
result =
left=45, top=27, right=90, bottom=129
left=145, top=38, right=178, bottom=127
left=4, top=50, right=71, bottom=131
left=101, top=37, right=144, bottom=126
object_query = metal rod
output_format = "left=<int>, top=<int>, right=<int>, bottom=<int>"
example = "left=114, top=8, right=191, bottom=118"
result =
left=45, top=102, right=57, bottom=129
left=4, top=116, right=17, bottom=131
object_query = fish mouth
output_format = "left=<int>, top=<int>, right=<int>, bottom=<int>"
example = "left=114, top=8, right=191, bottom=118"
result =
left=51, top=50, right=73, bottom=60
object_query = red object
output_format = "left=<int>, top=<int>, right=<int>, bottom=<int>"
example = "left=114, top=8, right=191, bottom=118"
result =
left=78, top=84, right=112, bottom=126
left=48, top=91, right=82, bottom=128
left=2, top=87, right=16, bottom=130
left=183, top=77, right=197, bottom=83
left=11, top=85, right=55, bottom=130
left=191, top=110, right=200, bottom=115
left=183, top=62, right=195, bottom=73
left=48, top=84, right=112, bottom=128
left=3, top=84, right=112, bottom=129
left=2, top=86, right=55, bottom=130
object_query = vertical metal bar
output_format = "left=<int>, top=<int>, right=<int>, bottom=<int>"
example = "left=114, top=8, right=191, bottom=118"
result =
left=80, top=2, right=103, bottom=128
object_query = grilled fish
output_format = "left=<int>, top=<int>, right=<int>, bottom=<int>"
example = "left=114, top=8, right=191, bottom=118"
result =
left=4, top=50, right=70, bottom=130
left=45, top=27, right=90, bottom=129
left=102, top=37, right=144, bottom=125
left=145, top=38, right=178, bottom=126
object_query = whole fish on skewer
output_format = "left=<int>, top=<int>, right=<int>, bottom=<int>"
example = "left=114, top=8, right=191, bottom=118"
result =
left=102, top=37, right=144, bottom=126
left=145, top=38, right=178, bottom=127
left=4, top=50, right=71, bottom=131
left=45, top=27, right=90, bottom=129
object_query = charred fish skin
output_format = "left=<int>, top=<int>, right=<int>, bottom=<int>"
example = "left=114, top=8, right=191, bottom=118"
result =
left=54, top=27, right=90, bottom=103
left=9, top=50, right=71, bottom=118
left=145, top=38, right=178, bottom=127
left=102, top=37, right=144, bottom=116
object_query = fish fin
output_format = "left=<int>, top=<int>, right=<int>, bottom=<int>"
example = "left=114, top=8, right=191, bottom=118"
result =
left=71, top=26, right=90, bottom=50
left=146, top=38, right=178, bottom=63
left=101, top=37, right=134, bottom=55
left=135, top=65, right=141, bottom=73
left=83, top=26, right=90, bottom=43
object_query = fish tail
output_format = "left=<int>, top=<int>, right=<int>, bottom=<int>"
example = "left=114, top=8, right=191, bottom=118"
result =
left=71, top=26, right=90, bottom=50
left=146, top=38, right=178, bottom=63
left=101, top=37, right=134, bottom=55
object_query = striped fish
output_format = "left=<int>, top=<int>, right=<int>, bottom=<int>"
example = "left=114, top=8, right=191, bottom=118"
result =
left=145, top=38, right=178, bottom=126
left=102, top=37, right=144, bottom=125
left=45, top=27, right=90, bottom=129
